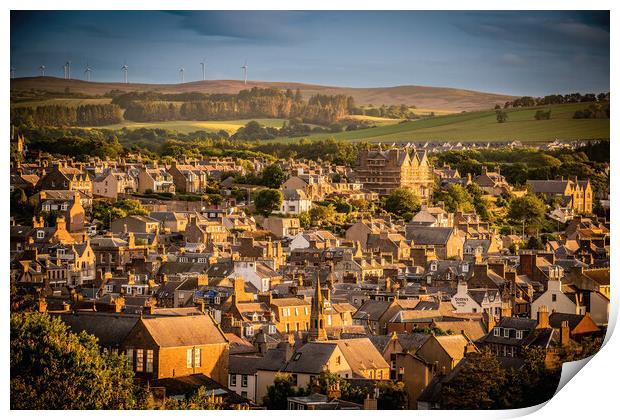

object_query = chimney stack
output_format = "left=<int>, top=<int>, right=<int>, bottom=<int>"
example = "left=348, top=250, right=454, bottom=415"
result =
left=561, top=320, right=570, bottom=347
left=536, top=306, right=550, bottom=329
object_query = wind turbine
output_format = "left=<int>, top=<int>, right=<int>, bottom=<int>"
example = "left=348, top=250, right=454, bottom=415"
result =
left=179, top=67, right=185, bottom=83
left=65, top=61, right=71, bottom=79
left=200, top=59, right=206, bottom=81
left=121, top=62, right=128, bottom=83
left=84, top=63, right=93, bottom=81
left=39, top=65, right=46, bottom=76
left=10, top=67, right=15, bottom=79
left=241, top=60, right=248, bottom=85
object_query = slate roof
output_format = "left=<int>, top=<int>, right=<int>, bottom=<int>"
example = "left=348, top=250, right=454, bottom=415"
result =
left=407, top=227, right=455, bottom=245
left=284, top=342, right=339, bottom=374
left=229, top=355, right=263, bottom=375
left=57, top=312, right=139, bottom=348
left=137, top=315, right=227, bottom=347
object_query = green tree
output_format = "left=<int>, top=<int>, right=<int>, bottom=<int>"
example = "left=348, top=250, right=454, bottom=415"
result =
left=384, top=188, right=421, bottom=218
left=309, top=204, right=337, bottom=226
left=11, top=312, right=144, bottom=409
left=433, top=184, right=474, bottom=213
left=263, top=373, right=303, bottom=409
left=508, top=193, right=547, bottom=230
left=377, top=380, right=408, bottom=409
left=526, top=236, right=544, bottom=250
left=261, top=163, right=285, bottom=189
left=254, top=189, right=284, bottom=216
left=496, top=109, right=508, bottom=123
left=441, top=349, right=507, bottom=409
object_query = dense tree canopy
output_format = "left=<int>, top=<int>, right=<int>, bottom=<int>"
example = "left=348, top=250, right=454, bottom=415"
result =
left=11, top=312, right=144, bottom=409
left=254, top=189, right=284, bottom=216
left=384, top=188, right=421, bottom=219
left=508, top=193, right=547, bottom=227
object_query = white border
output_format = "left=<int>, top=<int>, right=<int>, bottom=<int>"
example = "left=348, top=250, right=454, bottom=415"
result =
left=2, top=2, right=616, bottom=419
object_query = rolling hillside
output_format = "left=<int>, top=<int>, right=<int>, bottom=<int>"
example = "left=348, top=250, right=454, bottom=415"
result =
left=11, top=76, right=516, bottom=112
left=271, top=102, right=610, bottom=144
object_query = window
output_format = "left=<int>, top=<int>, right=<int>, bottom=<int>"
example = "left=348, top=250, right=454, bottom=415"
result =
left=126, top=348, right=133, bottom=370
left=516, top=331, right=523, bottom=340
left=552, top=294, right=557, bottom=302
left=194, top=348, right=201, bottom=368
left=146, top=350, right=154, bottom=373
left=230, top=374, right=237, bottom=387
left=186, top=349, right=193, bottom=368
left=304, top=307, right=309, bottom=315
left=336, top=356, right=341, bottom=365
left=293, top=352, right=302, bottom=361
left=241, top=374, right=248, bottom=388
left=136, top=349, right=144, bottom=372
left=295, top=307, right=299, bottom=316
left=504, top=328, right=510, bottom=338
left=493, top=327, right=500, bottom=337
left=37, top=230, right=45, bottom=239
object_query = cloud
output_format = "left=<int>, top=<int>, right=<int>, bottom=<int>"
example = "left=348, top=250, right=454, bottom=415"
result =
left=164, top=11, right=313, bottom=44
left=454, top=11, right=609, bottom=57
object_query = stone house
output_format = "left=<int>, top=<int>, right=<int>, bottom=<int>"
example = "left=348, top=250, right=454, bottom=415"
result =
left=121, top=314, right=229, bottom=385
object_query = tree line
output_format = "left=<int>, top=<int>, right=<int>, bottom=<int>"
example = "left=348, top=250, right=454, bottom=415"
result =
left=503, top=92, right=609, bottom=109
left=112, top=87, right=354, bottom=126
left=11, top=103, right=123, bottom=127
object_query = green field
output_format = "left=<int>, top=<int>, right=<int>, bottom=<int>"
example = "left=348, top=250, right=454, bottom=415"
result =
left=271, top=102, right=609, bottom=144
left=91, top=118, right=289, bottom=134
left=11, top=98, right=113, bottom=108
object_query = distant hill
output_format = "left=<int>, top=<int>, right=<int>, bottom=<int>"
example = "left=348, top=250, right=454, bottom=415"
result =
left=10, top=76, right=516, bottom=112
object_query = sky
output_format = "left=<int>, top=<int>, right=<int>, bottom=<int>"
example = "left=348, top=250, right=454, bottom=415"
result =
left=10, top=10, right=610, bottom=96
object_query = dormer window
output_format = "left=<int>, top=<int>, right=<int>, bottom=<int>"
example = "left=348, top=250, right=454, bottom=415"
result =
left=430, top=262, right=438, bottom=271
left=36, top=230, right=45, bottom=239
left=516, top=331, right=523, bottom=340
left=493, top=327, right=500, bottom=337
left=268, top=324, right=276, bottom=335
left=504, top=328, right=510, bottom=338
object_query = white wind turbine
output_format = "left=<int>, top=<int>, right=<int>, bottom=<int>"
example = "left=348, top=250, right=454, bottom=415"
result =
left=121, top=62, right=129, bottom=83
left=241, top=60, right=248, bottom=85
left=200, top=58, right=206, bottom=81
left=65, top=61, right=72, bottom=79
left=84, top=63, right=93, bottom=81
left=39, top=65, right=46, bottom=76
left=179, top=67, right=185, bottom=83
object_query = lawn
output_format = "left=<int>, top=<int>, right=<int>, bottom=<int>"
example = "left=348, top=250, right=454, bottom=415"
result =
left=269, top=102, right=609, bottom=144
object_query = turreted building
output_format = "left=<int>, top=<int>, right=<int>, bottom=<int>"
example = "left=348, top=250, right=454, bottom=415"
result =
left=353, top=147, right=434, bottom=201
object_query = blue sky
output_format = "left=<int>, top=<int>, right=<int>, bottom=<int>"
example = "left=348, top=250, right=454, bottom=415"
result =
left=10, top=10, right=609, bottom=96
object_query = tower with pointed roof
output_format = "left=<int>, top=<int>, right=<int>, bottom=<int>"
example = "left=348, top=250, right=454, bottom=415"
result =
left=309, top=273, right=327, bottom=341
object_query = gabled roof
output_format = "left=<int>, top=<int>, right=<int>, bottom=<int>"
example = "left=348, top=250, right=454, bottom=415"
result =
left=407, top=227, right=455, bottom=245
left=284, top=342, right=339, bottom=374
left=136, top=314, right=227, bottom=347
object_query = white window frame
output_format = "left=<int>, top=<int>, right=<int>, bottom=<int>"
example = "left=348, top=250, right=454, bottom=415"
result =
left=136, top=349, right=144, bottom=372
left=146, top=349, right=154, bottom=373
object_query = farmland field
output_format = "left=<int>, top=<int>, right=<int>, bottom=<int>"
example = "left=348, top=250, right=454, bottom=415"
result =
left=270, top=102, right=609, bottom=144
left=90, top=118, right=289, bottom=134
left=11, top=98, right=113, bottom=108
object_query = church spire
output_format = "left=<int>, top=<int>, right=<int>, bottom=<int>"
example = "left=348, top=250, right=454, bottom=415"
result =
left=309, top=272, right=327, bottom=341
